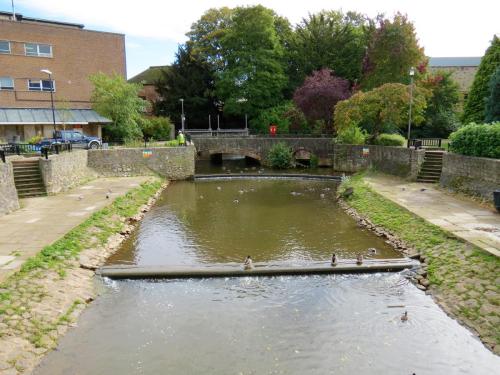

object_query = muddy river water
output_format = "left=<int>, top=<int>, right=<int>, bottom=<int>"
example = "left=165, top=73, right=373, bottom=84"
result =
left=35, top=177, right=500, bottom=374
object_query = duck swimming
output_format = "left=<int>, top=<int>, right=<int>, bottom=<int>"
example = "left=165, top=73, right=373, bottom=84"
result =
left=401, top=311, right=408, bottom=322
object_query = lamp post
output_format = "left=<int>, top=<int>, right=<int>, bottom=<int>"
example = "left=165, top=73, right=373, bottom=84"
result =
left=179, top=98, right=185, bottom=132
left=40, top=69, right=56, bottom=132
left=406, top=67, right=415, bottom=148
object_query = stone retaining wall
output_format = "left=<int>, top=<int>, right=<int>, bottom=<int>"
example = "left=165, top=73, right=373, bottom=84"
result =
left=333, top=145, right=425, bottom=180
left=440, top=153, right=500, bottom=199
left=88, top=146, right=195, bottom=179
left=40, top=150, right=98, bottom=195
left=0, top=157, right=20, bottom=215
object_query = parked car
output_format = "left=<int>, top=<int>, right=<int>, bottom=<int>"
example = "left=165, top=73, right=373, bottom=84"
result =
left=38, top=130, right=102, bottom=149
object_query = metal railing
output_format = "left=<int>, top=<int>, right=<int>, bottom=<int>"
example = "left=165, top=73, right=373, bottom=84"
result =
left=0, top=142, right=72, bottom=162
left=185, top=129, right=250, bottom=137
left=408, top=138, right=443, bottom=149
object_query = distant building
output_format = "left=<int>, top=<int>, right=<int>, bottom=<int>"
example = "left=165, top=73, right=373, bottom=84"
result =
left=0, top=11, right=126, bottom=142
left=428, top=57, right=481, bottom=93
left=128, top=65, right=168, bottom=114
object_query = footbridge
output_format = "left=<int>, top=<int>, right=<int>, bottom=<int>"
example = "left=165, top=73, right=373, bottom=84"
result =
left=193, top=137, right=334, bottom=165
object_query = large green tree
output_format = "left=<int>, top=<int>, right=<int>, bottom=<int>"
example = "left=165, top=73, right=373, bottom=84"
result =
left=485, top=67, right=500, bottom=123
left=290, top=11, right=369, bottom=87
left=89, top=73, right=147, bottom=140
left=215, top=5, right=288, bottom=118
left=360, top=13, right=426, bottom=90
left=334, top=82, right=429, bottom=139
left=462, top=35, right=500, bottom=124
left=414, top=71, right=460, bottom=138
left=154, top=44, right=217, bottom=129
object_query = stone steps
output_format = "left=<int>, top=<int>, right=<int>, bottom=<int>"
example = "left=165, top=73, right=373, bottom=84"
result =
left=12, top=159, right=46, bottom=198
left=417, top=150, right=444, bottom=183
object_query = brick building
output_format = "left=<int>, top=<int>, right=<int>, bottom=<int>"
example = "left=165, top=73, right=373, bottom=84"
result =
left=0, top=11, right=126, bottom=142
left=128, top=65, right=168, bottom=114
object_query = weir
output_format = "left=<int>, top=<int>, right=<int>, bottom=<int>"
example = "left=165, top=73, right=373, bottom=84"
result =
left=98, top=258, right=416, bottom=280
left=194, top=173, right=342, bottom=181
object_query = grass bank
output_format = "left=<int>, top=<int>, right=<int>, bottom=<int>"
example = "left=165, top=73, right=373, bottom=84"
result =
left=340, top=174, right=500, bottom=354
left=0, top=178, right=163, bottom=374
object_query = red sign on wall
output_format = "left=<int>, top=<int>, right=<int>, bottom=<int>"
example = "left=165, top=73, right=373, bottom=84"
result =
left=269, top=124, right=277, bottom=136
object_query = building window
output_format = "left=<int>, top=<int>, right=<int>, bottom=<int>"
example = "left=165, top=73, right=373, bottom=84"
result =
left=0, top=77, right=14, bottom=90
left=24, top=43, right=53, bottom=57
left=0, top=40, right=10, bottom=54
left=28, top=79, right=55, bottom=92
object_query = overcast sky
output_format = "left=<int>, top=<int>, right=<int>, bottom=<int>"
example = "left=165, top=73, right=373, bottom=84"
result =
left=4, top=0, right=499, bottom=78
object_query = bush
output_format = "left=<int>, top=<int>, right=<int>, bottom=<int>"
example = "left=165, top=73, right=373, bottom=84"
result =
left=138, top=116, right=172, bottom=140
left=267, top=142, right=293, bottom=169
left=165, top=139, right=180, bottom=147
left=449, top=122, right=500, bottom=158
left=27, top=135, right=43, bottom=145
left=335, top=125, right=367, bottom=145
left=250, top=103, right=293, bottom=134
left=373, top=133, right=406, bottom=146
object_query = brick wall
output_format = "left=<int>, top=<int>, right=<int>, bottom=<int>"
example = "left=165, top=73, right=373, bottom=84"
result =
left=0, top=18, right=125, bottom=109
left=440, top=153, right=500, bottom=199
left=88, top=146, right=195, bottom=180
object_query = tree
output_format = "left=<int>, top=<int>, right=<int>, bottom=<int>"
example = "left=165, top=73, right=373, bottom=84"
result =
left=290, top=10, right=369, bottom=87
left=215, top=5, right=288, bottom=119
left=360, top=13, right=426, bottom=90
left=462, top=35, right=500, bottom=124
left=89, top=73, right=147, bottom=140
left=293, top=68, right=351, bottom=131
left=485, top=67, right=500, bottom=123
left=334, top=83, right=429, bottom=139
left=154, top=44, right=217, bottom=129
left=415, top=71, right=460, bottom=138
left=137, top=116, right=172, bottom=140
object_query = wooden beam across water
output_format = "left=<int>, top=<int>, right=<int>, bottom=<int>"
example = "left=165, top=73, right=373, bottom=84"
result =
left=97, top=259, right=416, bottom=280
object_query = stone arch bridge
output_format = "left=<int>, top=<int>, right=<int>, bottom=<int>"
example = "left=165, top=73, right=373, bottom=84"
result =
left=194, top=137, right=334, bottom=165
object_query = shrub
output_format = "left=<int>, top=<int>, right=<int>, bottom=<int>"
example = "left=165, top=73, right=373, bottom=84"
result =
left=27, top=135, right=43, bottom=145
left=448, top=122, right=500, bottom=158
left=165, top=139, right=180, bottom=147
left=372, top=133, right=406, bottom=146
left=138, top=116, right=172, bottom=140
left=335, top=125, right=367, bottom=145
left=267, top=142, right=293, bottom=169
left=250, top=102, right=293, bottom=134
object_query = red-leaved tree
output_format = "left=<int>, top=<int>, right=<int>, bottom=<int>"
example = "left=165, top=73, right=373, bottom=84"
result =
left=293, top=68, right=351, bottom=132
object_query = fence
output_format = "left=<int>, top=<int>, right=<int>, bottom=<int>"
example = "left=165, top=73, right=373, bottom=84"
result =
left=408, top=138, right=443, bottom=149
left=0, top=143, right=72, bottom=162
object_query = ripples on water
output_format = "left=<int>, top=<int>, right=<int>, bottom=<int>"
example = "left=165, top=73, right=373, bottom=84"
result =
left=35, top=274, right=499, bottom=375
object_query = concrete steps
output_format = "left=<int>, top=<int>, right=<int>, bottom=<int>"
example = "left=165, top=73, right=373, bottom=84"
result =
left=12, top=159, right=46, bottom=198
left=417, top=151, right=444, bottom=183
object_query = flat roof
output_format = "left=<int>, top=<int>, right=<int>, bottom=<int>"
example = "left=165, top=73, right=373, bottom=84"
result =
left=429, top=57, right=482, bottom=67
left=0, top=11, right=84, bottom=29
left=0, top=108, right=111, bottom=125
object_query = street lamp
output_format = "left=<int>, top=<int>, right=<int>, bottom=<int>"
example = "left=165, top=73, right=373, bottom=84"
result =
left=179, top=98, right=185, bottom=132
left=406, top=67, right=415, bottom=148
left=40, top=69, right=56, bottom=132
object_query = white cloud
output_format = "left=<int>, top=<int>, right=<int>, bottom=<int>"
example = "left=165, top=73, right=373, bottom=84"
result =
left=17, top=0, right=500, bottom=56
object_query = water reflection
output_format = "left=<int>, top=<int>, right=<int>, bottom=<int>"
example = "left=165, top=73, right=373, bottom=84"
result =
left=35, top=275, right=500, bottom=375
left=107, top=179, right=399, bottom=266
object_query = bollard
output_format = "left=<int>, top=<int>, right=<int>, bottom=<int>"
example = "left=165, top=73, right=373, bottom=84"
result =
left=0, top=149, right=5, bottom=163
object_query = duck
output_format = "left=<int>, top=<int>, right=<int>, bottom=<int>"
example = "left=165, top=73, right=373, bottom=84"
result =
left=244, top=256, right=254, bottom=270
left=331, top=253, right=337, bottom=266
left=356, top=254, right=363, bottom=265
left=367, top=247, right=377, bottom=255
left=233, top=199, right=239, bottom=204
left=320, top=193, right=325, bottom=199
left=401, top=311, right=408, bottom=322
left=217, top=186, right=222, bottom=191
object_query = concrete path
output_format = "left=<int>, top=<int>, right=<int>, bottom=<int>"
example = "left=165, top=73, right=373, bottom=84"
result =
left=0, top=176, right=152, bottom=283
left=365, top=175, right=500, bottom=257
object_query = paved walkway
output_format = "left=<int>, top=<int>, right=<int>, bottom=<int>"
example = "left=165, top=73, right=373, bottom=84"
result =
left=0, top=176, right=151, bottom=283
left=365, top=175, right=500, bottom=257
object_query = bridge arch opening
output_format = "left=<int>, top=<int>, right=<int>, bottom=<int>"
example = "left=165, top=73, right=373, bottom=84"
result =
left=293, top=148, right=313, bottom=167
left=209, top=152, right=261, bottom=167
